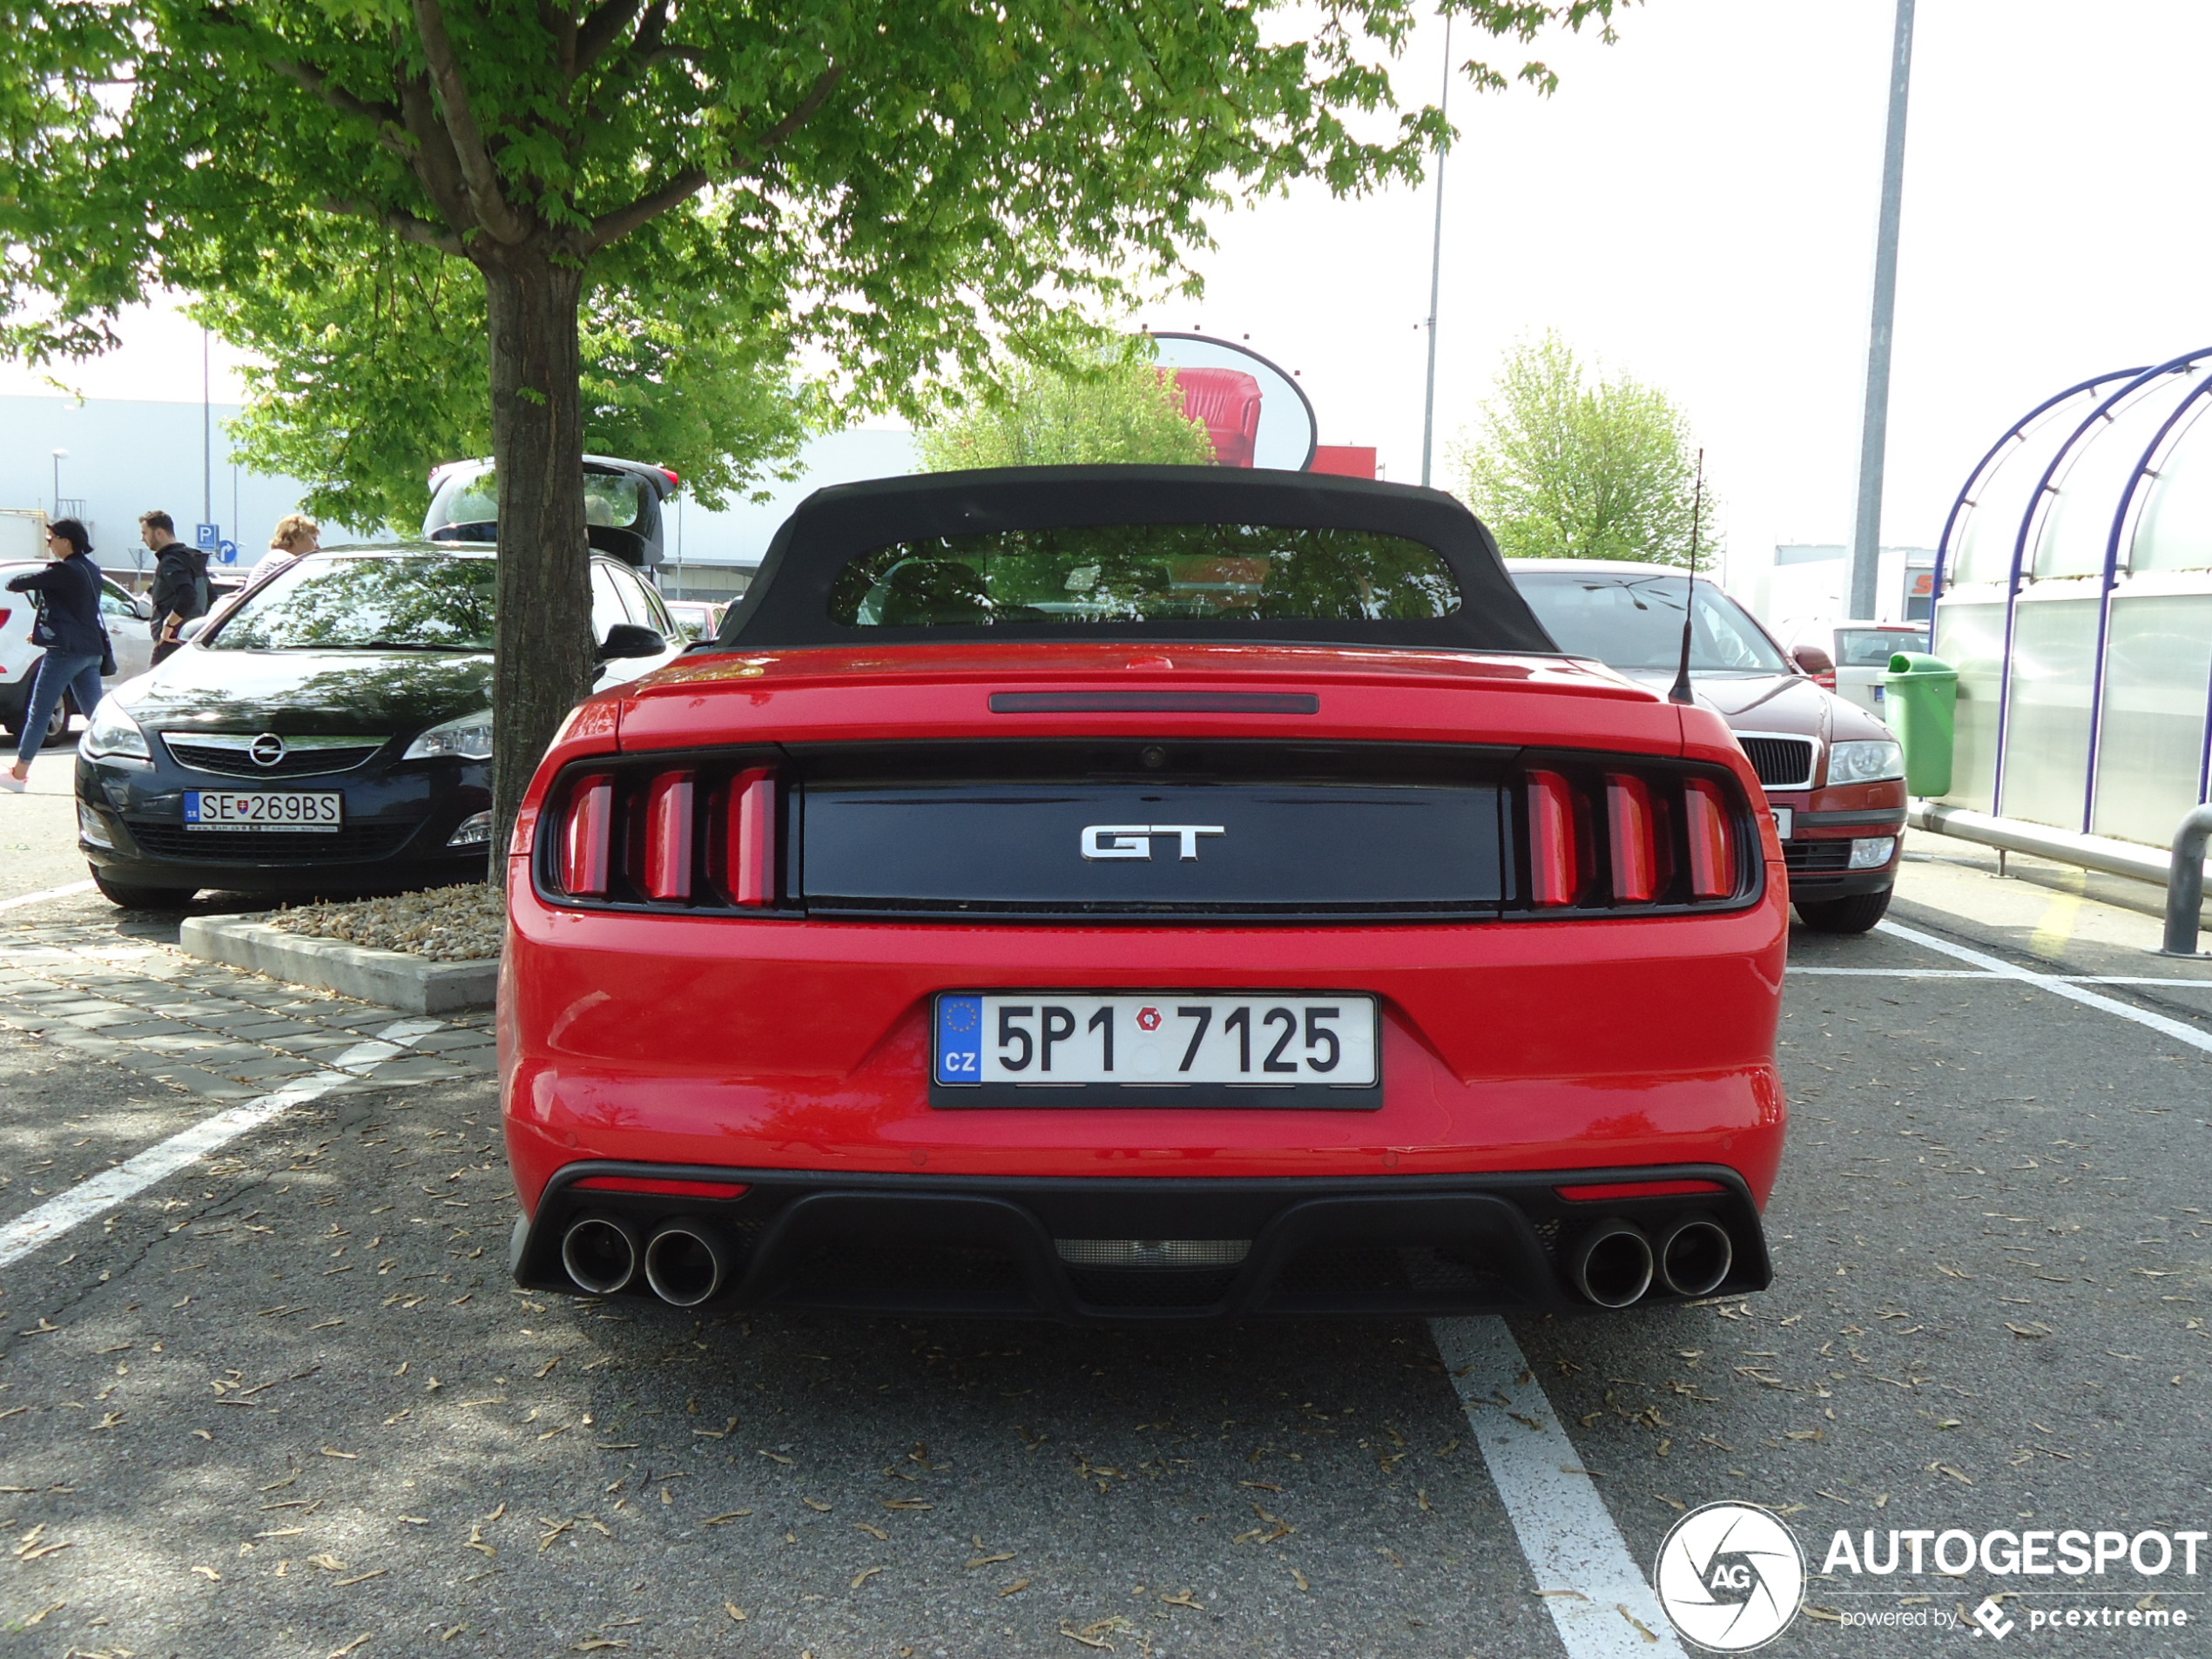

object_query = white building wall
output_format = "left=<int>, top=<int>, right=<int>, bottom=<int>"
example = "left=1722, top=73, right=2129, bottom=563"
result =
left=0, top=394, right=332, bottom=582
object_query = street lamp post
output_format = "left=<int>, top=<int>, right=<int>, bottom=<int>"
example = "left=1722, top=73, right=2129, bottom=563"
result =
left=51, top=448, right=66, bottom=516
left=1846, top=0, right=1917, bottom=622
left=1420, top=10, right=1453, bottom=489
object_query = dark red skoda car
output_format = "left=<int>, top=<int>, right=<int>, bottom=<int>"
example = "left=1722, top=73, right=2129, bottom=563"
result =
left=501, top=469, right=1789, bottom=1322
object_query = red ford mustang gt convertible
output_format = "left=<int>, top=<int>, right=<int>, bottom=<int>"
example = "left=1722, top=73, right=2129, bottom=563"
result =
left=500, top=468, right=1788, bottom=1321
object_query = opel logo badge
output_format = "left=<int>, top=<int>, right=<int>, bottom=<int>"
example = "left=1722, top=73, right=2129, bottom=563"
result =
left=249, top=732, right=287, bottom=768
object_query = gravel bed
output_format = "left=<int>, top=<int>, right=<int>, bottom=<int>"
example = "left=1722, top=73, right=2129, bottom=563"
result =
left=268, top=881, right=504, bottom=961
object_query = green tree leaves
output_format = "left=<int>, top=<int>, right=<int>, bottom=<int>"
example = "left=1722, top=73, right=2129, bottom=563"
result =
left=916, top=344, right=1216, bottom=472
left=1454, top=330, right=1715, bottom=567
left=189, top=236, right=812, bottom=533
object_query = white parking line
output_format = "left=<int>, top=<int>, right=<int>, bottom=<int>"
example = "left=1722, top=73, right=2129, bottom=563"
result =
left=1877, top=920, right=2212, bottom=1056
left=0, top=880, right=96, bottom=913
left=1791, top=966, right=2212, bottom=986
left=1433, top=1316, right=1683, bottom=1658
left=0, top=1015, right=442, bottom=1270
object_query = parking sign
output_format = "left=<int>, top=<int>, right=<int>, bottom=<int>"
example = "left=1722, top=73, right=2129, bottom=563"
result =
left=195, top=522, right=220, bottom=550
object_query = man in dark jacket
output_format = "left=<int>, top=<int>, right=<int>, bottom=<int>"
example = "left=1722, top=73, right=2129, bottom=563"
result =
left=3, top=517, right=105, bottom=786
left=143, top=510, right=207, bottom=665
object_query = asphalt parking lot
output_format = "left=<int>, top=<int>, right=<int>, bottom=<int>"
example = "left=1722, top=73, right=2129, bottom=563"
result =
left=2, top=750, right=2208, bottom=1657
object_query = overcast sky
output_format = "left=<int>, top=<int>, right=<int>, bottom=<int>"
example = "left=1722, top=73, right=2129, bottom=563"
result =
left=8, top=1, right=2209, bottom=583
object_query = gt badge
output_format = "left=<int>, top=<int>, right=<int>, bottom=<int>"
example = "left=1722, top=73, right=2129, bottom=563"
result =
left=1080, top=824, right=1224, bottom=861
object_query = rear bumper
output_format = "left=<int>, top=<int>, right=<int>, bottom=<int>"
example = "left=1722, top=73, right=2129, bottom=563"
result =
left=512, top=1161, right=1771, bottom=1323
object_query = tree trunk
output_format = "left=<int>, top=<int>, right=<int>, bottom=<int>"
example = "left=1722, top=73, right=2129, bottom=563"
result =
left=482, top=250, right=593, bottom=865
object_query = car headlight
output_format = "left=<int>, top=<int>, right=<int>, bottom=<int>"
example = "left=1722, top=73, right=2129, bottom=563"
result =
left=80, top=698, right=150, bottom=761
left=1827, top=738, right=1904, bottom=785
left=1849, top=835, right=1898, bottom=869
left=404, top=710, right=494, bottom=761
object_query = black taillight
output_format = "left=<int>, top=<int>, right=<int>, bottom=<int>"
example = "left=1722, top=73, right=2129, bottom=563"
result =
left=723, top=767, right=777, bottom=907
left=1526, top=770, right=1580, bottom=907
left=1517, top=759, right=1751, bottom=915
left=559, top=773, right=614, bottom=897
left=544, top=757, right=781, bottom=912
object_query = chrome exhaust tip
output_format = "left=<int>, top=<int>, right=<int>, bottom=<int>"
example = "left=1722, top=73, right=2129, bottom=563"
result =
left=643, top=1223, right=728, bottom=1307
left=560, top=1216, right=639, bottom=1296
left=1657, top=1218, right=1733, bottom=1298
left=1570, top=1222, right=1655, bottom=1308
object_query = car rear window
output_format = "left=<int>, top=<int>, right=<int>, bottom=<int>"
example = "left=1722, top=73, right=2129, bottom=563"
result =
left=1513, top=570, right=1788, bottom=674
left=827, top=524, right=1464, bottom=629
left=428, top=468, right=647, bottom=536
left=209, top=555, right=498, bottom=652
left=1836, top=628, right=1925, bottom=666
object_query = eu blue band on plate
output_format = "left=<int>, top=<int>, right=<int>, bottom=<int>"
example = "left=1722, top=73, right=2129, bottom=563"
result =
left=935, top=994, right=982, bottom=1085
left=184, top=793, right=202, bottom=822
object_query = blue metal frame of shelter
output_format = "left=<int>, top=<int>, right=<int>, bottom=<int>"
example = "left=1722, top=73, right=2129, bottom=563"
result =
left=1988, top=358, right=2201, bottom=817
left=2085, top=355, right=2212, bottom=829
left=1931, top=368, right=2141, bottom=610
left=1933, top=354, right=2212, bottom=833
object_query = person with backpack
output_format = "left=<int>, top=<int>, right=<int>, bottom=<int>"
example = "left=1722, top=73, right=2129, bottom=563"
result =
left=2, top=517, right=107, bottom=790
left=144, top=509, right=208, bottom=665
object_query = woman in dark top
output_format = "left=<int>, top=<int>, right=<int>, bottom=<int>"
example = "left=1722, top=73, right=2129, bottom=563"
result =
left=3, top=517, right=106, bottom=789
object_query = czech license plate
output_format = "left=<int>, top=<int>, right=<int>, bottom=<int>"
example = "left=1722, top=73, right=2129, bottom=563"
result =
left=183, top=791, right=342, bottom=832
left=934, top=992, right=1378, bottom=1104
left=1770, top=806, right=1794, bottom=840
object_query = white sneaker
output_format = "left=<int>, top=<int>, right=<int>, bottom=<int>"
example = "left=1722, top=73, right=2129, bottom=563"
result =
left=0, top=773, right=25, bottom=792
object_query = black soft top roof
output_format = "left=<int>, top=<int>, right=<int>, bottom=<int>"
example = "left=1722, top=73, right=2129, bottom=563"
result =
left=709, top=465, right=1559, bottom=654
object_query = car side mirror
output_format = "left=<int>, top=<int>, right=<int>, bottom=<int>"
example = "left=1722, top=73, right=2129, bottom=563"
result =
left=134, top=597, right=153, bottom=620
left=597, top=622, right=665, bottom=662
left=1791, top=644, right=1834, bottom=678
left=178, top=616, right=210, bottom=643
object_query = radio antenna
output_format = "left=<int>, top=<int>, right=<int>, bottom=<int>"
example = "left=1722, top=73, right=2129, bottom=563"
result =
left=1668, top=448, right=1706, bottom=706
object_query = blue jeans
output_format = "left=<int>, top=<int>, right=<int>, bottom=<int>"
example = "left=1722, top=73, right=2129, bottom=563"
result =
left=15, top=650, right=103, bottom=767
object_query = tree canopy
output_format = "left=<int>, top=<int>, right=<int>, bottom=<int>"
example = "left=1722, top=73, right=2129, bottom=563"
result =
left=190, top=237, right=813, bottom=533
left=916, top=343, right=1216, bottom=472
left=1, top=0, right=1624, bottom=846
left=1454, top=330, right=1715, bottom=567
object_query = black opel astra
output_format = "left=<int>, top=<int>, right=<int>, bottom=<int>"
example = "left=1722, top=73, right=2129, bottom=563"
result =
left=74, top=544, right=678, bottom=907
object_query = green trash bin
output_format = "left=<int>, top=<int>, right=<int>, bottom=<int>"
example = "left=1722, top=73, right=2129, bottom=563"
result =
left=1881, top=651, right=1956, bottom=797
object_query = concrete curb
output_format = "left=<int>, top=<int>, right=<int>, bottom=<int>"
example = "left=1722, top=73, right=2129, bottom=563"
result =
left=178, top=914, right=497, bottom=1015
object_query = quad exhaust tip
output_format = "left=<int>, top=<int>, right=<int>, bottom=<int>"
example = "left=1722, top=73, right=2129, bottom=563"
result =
left=560, top=1217, right=638, bottom=1296
left=644, top=1223, right=729, bottom=1307
left=1570, top=1222, right=1655, bottom=1308
left=1658, top=1218, right=1734, bottom=1298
